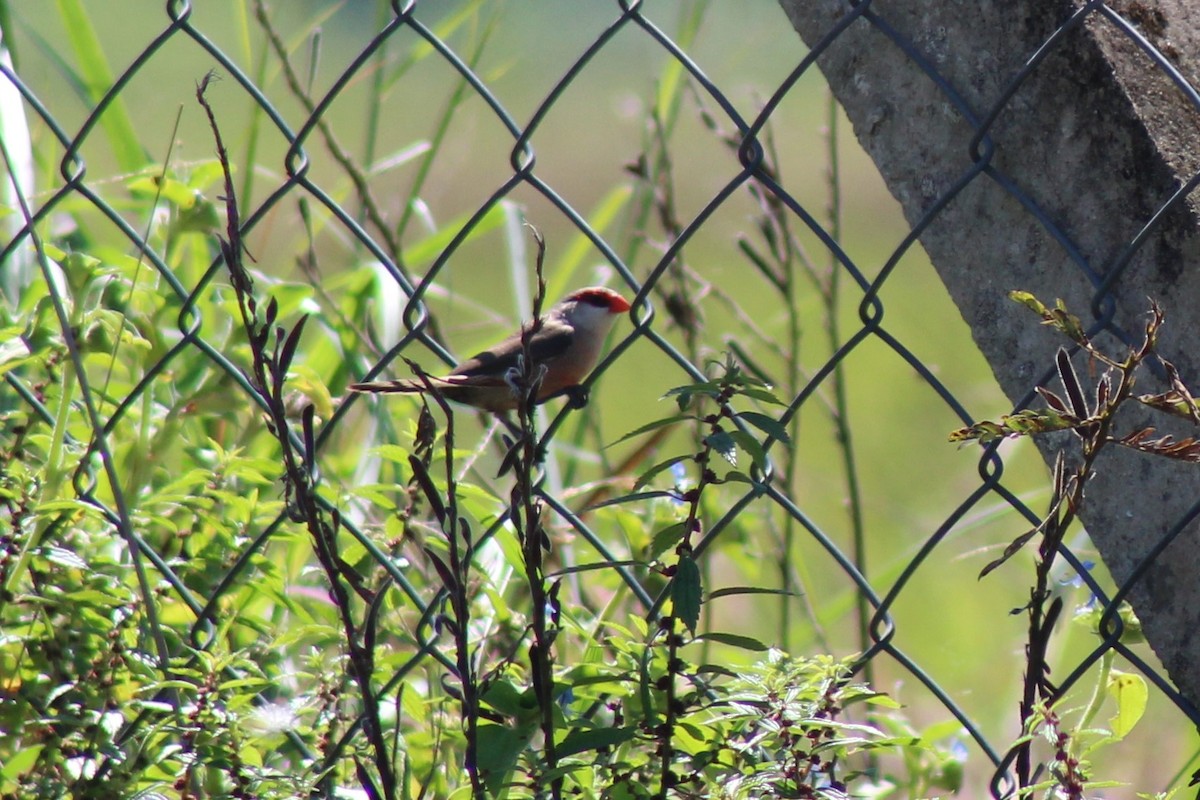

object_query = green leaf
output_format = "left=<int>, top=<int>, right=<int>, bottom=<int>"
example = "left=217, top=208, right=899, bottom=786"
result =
left=727, top=429, right=768, bottom=470
left=476, top=722, right=528, bottom=780
left=609, top=414, right=694, bottom=447
left=704, top=430, right=737, bottom=467
left=1, top=744, right=44, bottom=782
left=56, top=0, right=145, bottom=172
left=706, top=586, right=796, bottom=600
left=186, top=159, right=228, bottom=191
left=557, top=725, right=638, bottom=758
left=480, top=679, right=527, bottom=717
left=634, top=455, right=691, bottom=491
left=585, top=491, right=680, bottom=511
left=128, top=174, right=202, bottom=208
left=948, top=419, right=1006, bottom=444
left=1107, top=670, right=1148, bottom=739
left=672, top=554, right=702, bottom=635
left=0, top=329, right=32, bottom=377
left=919, top=719, right=967, bottom=742
left=692, top=632, right=768, bottom=651
left=738, top=386, right=786, bottom=405
left=1008, top=290, right=1046, bottom=315
left=664, top=381, right=722, bottom=401
left=649, top=521, right=688, bottom=561
left=405, top=203, right=505, bottom=268
left=173, top=195, right=221, bottom=235
left=737, top=411, right=790, bottom=442
left=287, top=364, right=335, bottom=420
left=1009, top=291, right=1086, bottom=344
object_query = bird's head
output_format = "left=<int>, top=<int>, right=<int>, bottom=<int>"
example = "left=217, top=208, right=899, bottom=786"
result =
left=556, top=286, right=632, bottom=332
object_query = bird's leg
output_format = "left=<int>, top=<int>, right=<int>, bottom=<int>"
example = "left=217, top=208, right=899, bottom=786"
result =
left=540, top=385, right=589, bottom=409
left=565, top=385, right=589, bottom=409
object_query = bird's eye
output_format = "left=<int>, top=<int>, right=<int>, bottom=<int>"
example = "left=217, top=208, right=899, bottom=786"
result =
left=576, top=290, right=612, bottom=308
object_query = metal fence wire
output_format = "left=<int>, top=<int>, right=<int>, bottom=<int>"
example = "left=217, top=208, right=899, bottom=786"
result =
left=4, top=0, right=1200, bottom=796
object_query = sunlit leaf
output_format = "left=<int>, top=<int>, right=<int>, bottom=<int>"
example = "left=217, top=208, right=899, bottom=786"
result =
left=1107, top=670, right=1148, bottom=739
left=704, top=430, right=737, bottom=467
left=287, top=364, right=335, bottom=420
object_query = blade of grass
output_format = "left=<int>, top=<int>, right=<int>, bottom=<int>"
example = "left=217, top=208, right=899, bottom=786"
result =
left=237, top=0, right=268, bottom=207
left=547, top=184, right=633, bottom=302
left=54, top=0, right=144, bottom=172
left=404, top=202, right=506, bottom=270
left=653, top=0, right=710, bottom=134
left=0, top=0, right=16, bottom=66
left=393, top=3, right=499, bottom=246
left=378, top=0, right=486, bottom=94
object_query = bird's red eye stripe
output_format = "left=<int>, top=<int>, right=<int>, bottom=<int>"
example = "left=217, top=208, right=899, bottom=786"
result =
left=573, top=288, right=631, bottom=312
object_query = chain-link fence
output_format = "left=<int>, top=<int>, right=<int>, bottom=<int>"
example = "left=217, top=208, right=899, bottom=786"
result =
left=4, top=1, right=1200, bottom=796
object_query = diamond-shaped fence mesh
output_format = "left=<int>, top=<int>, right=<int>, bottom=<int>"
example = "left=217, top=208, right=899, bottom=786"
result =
left=4, top=1, right=1200, bottom=796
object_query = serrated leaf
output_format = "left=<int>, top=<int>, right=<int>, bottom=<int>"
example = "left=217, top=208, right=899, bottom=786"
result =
left=1048, top=298, right=1087, bottom=343
left=737, top=410, right=789, bottom=442
left=649, top=521, right=688, bottom=561
left=704, top=430, right=737, bottom=466
left=672, top=555, right=702, bottom=635
left=727, top=429, right=768, bottom=470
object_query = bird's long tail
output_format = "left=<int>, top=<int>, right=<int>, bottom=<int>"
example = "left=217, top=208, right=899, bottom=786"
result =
left=349, top=379, right=423, bottom=394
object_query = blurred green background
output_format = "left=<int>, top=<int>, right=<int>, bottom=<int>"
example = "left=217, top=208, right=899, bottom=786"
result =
left=8, top=0, right=1196, bottom=791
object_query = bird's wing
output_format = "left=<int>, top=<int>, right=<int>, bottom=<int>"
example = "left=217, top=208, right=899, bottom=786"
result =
left=450, top=320, right=575, bottom=379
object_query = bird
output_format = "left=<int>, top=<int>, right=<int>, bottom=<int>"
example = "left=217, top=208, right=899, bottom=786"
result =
left=350, top=286, right=631, bottom=413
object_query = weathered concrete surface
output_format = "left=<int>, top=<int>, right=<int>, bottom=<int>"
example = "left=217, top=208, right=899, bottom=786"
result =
left=777, top=0, right=1200, bottom=704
